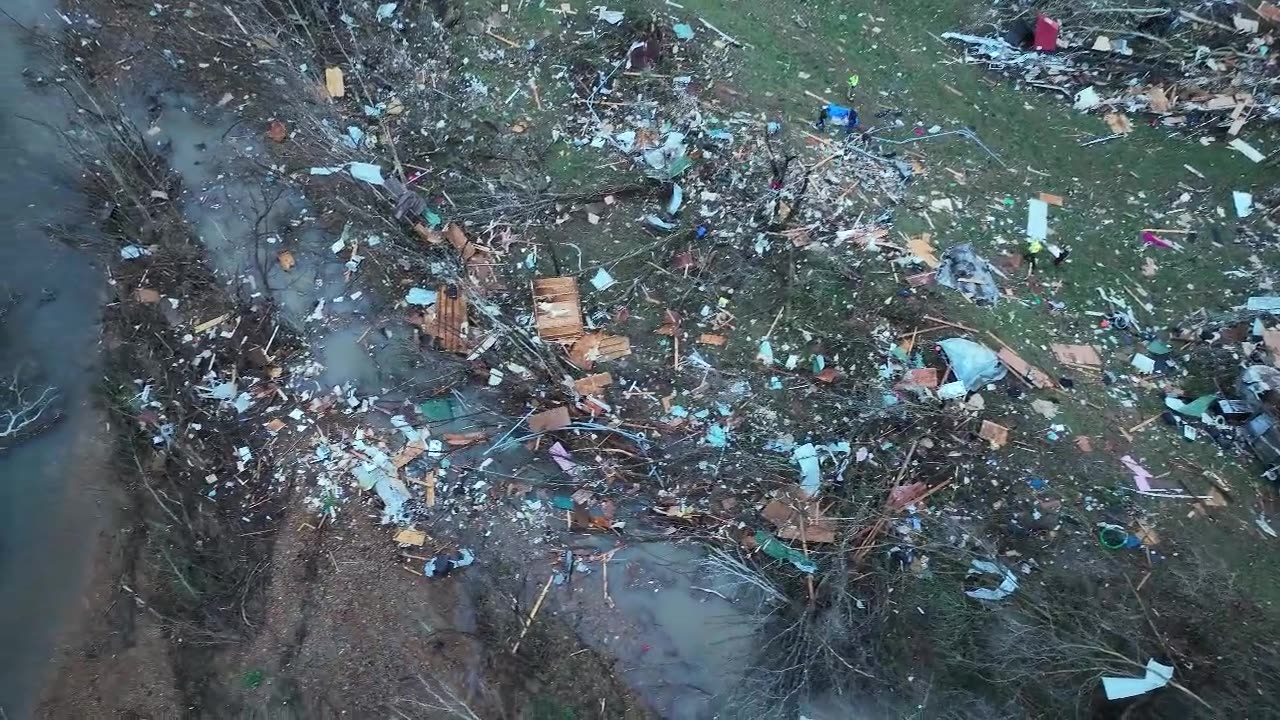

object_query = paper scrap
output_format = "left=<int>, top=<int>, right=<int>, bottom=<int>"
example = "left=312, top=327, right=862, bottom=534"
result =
left=1102, top=659, right=1174, bottom=701
left=1233, top=14, right=1259, bottom=33
left=1073, top=86, right=1101, bottom=110
left=394, top=528, right=427, bottom=546
left=964, top=560, right=1019, bottom=601
left=590, top=267, right=616, bottom=291
left=793, top=443, right=821, bottom=497
left=549, top=442, right=577, bottom=472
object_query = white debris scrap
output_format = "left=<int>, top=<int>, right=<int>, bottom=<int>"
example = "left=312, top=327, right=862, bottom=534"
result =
left=1101, top=659, right=1174, bottom=701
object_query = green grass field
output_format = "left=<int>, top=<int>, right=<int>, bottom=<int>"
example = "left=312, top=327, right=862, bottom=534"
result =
left=448, top=1, right=1280, bottom=715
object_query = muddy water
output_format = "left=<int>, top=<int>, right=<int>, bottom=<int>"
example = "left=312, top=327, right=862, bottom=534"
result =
left=583, top=542, right=763, bottom=717
left=137, top=94, right=442, bottom=398
left=136, top=93, right=364, bottom=327
left=138, top=80, right=770, bottom=719
left=0, top=2, right=110, bottom=717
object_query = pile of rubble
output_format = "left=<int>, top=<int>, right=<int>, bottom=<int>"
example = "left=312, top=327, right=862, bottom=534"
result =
left=945, top=1, right=1280, bottom=151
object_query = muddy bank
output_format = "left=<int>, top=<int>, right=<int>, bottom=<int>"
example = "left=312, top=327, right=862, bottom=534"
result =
left=0, top=2, right=110, bottom=717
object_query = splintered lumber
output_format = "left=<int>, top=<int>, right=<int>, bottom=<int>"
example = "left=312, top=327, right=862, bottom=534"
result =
left=574, top=372, right=613, bottom=396
left=996, top=347, right=1055, bottom=389
left=532, top=277, right=584, bottom=343
left=979, top=420, right=1009, bottom=448
left=325, top=67, right=345, bottom=97
left=528, top=406, right=571, bottom=433
left=444, top=224, right=500, bottom=290
left=1051, top=343, right=1102, bottom=367
left=434, top=283, right=469, bottom=353
left=568, top=332, right=631, bottom=368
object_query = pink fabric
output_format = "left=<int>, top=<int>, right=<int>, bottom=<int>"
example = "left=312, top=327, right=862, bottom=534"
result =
left=1121, top=455, right=1154, bottom=491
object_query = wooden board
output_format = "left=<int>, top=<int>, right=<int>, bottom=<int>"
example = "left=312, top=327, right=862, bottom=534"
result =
left=325, top=67, right=345, bottom=98
left=574, top=372, right=613, bottom=396
left=434, top=283, right=469, bottom=353
left=528, top=406, right=572, bottom=433
left=569, top=333, right=631, bottom=368
left=979, top=420, right=1009, bottom=448
left=1050, top=343, right=1102, bottom=367
left=898, top=367, right=940, bottom=389
left=532, top=277, right=584, bottom=343
left=997, top=347, right=1055, bottom=389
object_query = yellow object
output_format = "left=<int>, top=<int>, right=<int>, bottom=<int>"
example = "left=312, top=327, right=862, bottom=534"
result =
left=1027, top=239, right=1044, bottom=254
left=847, top=74, right=860, bottom=88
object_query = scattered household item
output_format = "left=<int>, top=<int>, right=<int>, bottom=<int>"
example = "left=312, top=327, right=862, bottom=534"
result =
left=936, top=244, right=1000, bottom=305
left=939, top=338, right=1007, bottom=391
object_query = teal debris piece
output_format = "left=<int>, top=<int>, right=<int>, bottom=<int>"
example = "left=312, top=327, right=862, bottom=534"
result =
left=706, top=424, right=729, bottom=448
left=417, top=397, right=455, bottom=422
left=672, top=22, right=694, bottom=40
left=755, top=530, right=818, bottom=573
left=1147, top=339, right=1172, bottom=356
left=1167, top=394, right=1217, bottom=417
left=550, top=496, right=575, bottom=511
left=424, top=208, right=443, bottom=228
left=665, top=155, right=693, bottom=178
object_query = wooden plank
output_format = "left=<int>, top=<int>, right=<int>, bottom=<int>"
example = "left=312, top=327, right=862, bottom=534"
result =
left=979, top=420, right=1009, bottom=448
left=434, top=283, right=469, bottom=353
left=325, top=67, right=345, bottom=98
left=394, top=528, right=426, bottom=546
left=528, top=406, right=572, bottom=433
left=997, top=347, right=1055, bottom=389
left=1050, top=343, right=1102, bottom=367
left=574, top=372, right=613, bottom=396
left=532, top=277, right=584, bottom=343
left=568, top=333, right=631, bottom=368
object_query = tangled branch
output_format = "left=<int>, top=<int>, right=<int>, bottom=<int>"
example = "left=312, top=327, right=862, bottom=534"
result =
left=0, top=367, right=62, bottom=448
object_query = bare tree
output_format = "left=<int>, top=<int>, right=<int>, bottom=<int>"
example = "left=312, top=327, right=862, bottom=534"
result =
left=0, top=366, right=62, bottom=449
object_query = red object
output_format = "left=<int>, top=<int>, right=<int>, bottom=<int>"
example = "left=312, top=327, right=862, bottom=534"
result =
left=1033, top=15, right=1060, bottom=52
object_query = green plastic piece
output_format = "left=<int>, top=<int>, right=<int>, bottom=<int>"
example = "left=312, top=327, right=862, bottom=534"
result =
left=755, top=530, right=818, bottom=573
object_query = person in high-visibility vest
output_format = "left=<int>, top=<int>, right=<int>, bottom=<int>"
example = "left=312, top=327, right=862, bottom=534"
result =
left=1024, top=238, right=1043, bottom=277
left=846, top=73, right=860, bottom=100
